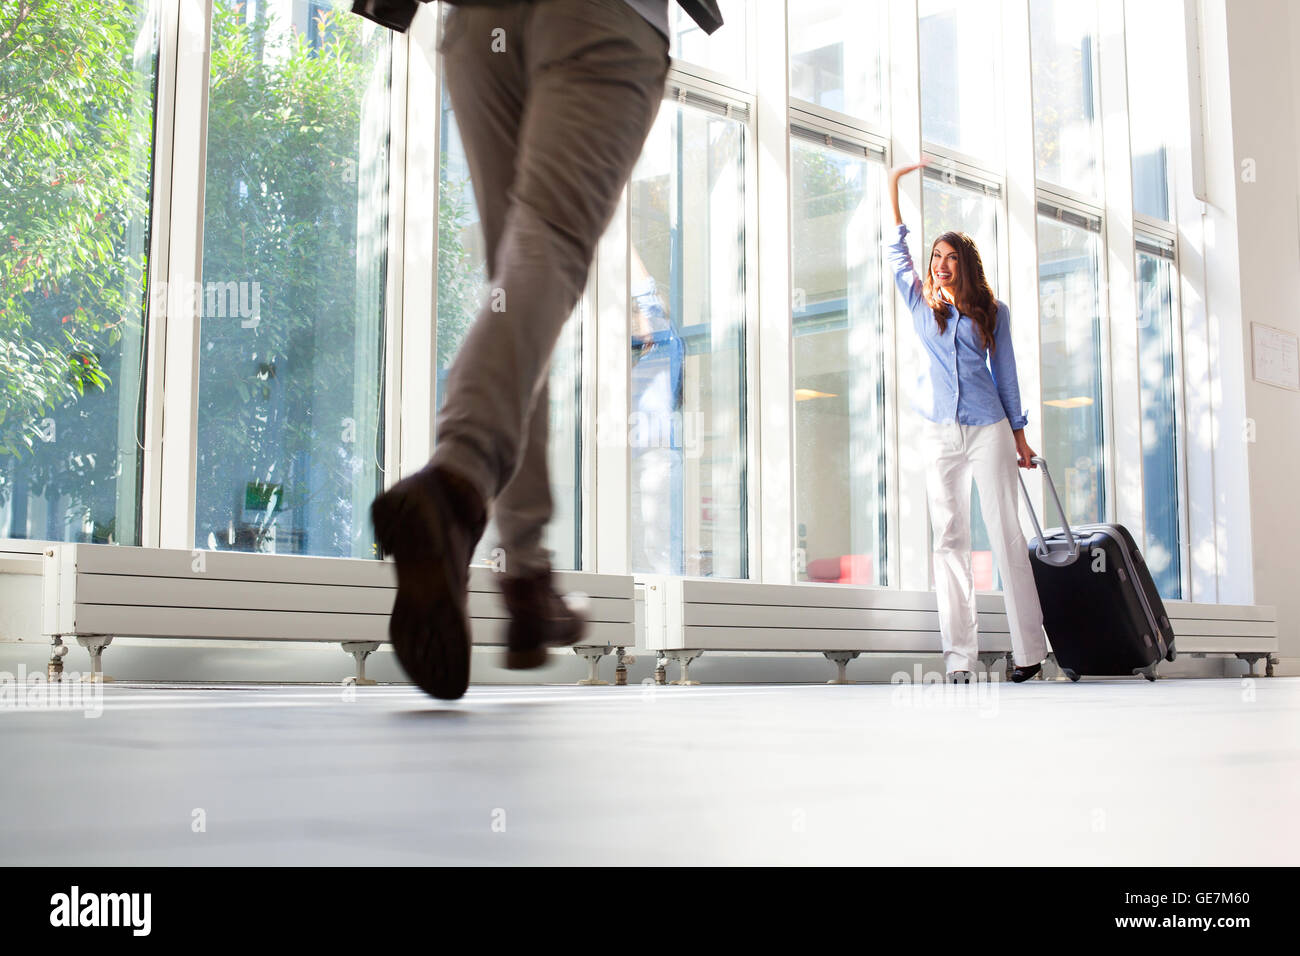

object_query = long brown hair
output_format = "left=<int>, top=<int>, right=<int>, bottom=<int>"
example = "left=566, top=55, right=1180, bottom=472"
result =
left=922, top=231, right=998, bottom=353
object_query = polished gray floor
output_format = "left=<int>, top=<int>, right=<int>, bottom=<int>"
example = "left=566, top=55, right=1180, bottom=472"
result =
left=2, top=677, right=1297, bottom=865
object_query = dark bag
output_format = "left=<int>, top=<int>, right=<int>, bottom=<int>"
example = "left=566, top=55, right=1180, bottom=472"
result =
left=351, top=0, right=431, bottom=33
left=675, top=0, right=723, bottom=34
left=1019, top=457, right=1177, bottom=682
left=352, top=0, right=723, bottom=35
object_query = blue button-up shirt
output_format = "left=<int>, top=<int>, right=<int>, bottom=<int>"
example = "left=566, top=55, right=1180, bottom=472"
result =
left=885, top=223, right=1028, bottom=431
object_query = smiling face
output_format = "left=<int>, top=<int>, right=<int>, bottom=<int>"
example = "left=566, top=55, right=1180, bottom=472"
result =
left=931, top=240, right=960, bottom=292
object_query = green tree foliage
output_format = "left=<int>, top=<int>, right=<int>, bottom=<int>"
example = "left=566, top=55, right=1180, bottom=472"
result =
left=0, top=0, right=151, bottom=528
left=0, top=0, right=493, bottom=548
left=436, top=151, right=482, bottom=371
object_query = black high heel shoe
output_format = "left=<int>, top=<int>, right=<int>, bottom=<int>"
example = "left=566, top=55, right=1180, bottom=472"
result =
left=1011, top=662, right=1043, bottom=683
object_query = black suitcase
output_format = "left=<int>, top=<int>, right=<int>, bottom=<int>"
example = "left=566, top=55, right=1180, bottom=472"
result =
left=1018, top=457, right=1177, bottom=681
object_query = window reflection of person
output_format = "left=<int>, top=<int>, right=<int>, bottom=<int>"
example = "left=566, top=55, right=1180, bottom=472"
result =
left=629, top=246, right=683, bottom=574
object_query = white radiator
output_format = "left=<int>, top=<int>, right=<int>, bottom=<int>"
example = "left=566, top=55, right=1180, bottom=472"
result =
left=1163, top=600, right=1279, bottom=673
left=639, top=575, right=1279, bottom=682
left=41, top=544, right=636, bottom=683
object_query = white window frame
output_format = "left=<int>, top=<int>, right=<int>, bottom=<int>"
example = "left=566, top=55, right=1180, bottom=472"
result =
left=155, top=0, right=408, bottom=553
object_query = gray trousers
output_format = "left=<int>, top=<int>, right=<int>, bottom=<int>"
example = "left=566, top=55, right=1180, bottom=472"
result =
left=432, top=0, right=669, bottom=577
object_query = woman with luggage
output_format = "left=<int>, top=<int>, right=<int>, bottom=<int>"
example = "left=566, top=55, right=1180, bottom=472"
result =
left=886, top=159, right=1048, bottom=683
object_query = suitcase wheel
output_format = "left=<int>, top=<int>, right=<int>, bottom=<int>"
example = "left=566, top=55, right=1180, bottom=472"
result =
left=1062, top=668, right=1081, bottom=683
left=1133, top=664, right=1159, bottom=682
left=1165, top=646, right=1177, bottom=663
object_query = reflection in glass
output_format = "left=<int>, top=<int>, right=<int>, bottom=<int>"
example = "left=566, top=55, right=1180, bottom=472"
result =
left=1030, top=0, right=1101, bottom=195
left=629, top=103, right=747, bottom=578
left=194, top=0, right=390, bottom=557
left=1136, top=246, right=1182, bottom=598
left=1037, top=211, right=1106, bottom=525
left=0, top=0, right=158, bottom=543
left=788, top=0, right=886, bottom=123
left=919, top=0, right=1001, bottom=162
left=791, top=139, right=887, bottom=586
left=436, top=91, right=582, bottom=570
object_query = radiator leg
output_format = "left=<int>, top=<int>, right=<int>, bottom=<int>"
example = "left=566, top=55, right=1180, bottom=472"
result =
left=823, top=651, right=859, bottom=684
left=48, top=637, right=69, bottom=682
left=1267, top=654, right=1278, bottom=678
left=977, top=652, right=1007, bottom=681
left=1235, top=653, right=1265, bottom=678
left=76, top=636, right=114, bottom=683
left=654, top=655, right=668, bottom=686
left=614, top=647, right=632, bottom=686
left=341, top=642, right=381, bottom=686
left=574, top=646, right=610, bottom=686
left=667, top=650, right=703, bottom=686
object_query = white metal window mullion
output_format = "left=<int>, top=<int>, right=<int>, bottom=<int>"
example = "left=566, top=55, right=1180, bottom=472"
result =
left=593, top=185, right=631, bottom=574
left=1001, top=0, right=1045, bottom=536
left=1098, top=0, right=1143, bottom=537
left=593, top=196, right=631, bottom=575
left=156, top=0, right=214, bottom=551
left=380, top=30, right=408, bottom=488
left=866, top=3, right=902, bottom=591
left=754, top=1, right=790, bottom=584
left=887, top=0, right=927, bottom=591
left=396, top=13, right=441, bottom=482
left=136, top=0, right=183, bottom=550
left=1169, top=0, right=1216, bottom=603
left=577, top=267, right=597, bottom=573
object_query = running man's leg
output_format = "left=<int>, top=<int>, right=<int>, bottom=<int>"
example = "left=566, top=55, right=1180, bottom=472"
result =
left=438, top=5, right=552, bottom=577
left=431, top=0, right=669, bottom=522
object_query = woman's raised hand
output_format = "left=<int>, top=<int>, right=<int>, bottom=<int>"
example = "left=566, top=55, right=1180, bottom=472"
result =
left=888, top=158, right=931, bottom=181
left=888, top=157, right=931, bottom=226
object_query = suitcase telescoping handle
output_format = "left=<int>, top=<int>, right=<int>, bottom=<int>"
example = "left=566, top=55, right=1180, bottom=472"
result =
left=1017, top=456, right=1081, bottom=567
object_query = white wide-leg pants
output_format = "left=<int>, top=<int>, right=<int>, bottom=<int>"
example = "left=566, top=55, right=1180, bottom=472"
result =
left=922, top=420, right=1049, bottom=673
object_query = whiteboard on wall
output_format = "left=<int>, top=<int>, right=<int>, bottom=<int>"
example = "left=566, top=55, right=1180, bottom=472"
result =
left=1251, top=323, right=1300, bottom=391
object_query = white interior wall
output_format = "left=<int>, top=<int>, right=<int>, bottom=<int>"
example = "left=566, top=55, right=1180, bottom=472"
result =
left=1212, top=0, right=1300, bottom=662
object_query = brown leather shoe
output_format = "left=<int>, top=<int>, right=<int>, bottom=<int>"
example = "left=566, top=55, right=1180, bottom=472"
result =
left=498, top=569, right=587, bottom=670
left=370, top=465, right=486, bottom=700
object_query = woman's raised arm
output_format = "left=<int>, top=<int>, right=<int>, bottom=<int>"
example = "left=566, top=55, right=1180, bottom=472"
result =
left=884, top=159, right=932, bottom=323
left=888, top=159, right=929, bottom=226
